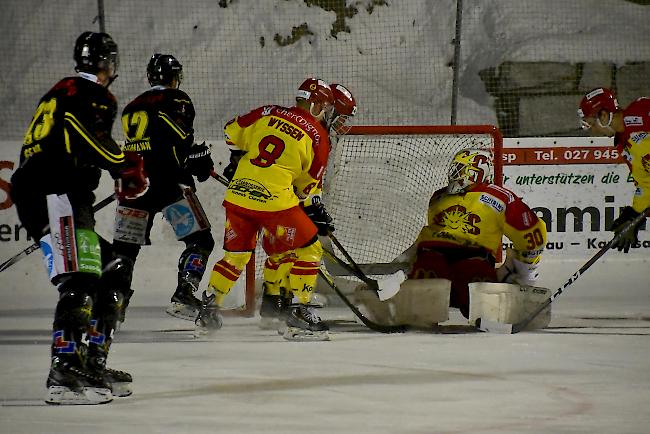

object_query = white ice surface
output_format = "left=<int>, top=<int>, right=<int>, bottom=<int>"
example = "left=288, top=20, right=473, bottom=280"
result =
left=0, top=256, right=648, bottom=434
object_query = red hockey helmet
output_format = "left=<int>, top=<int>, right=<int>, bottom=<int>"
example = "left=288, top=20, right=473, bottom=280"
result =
left=578, top=87, right=619, bottom=129
left=328, top=83, right=357, bottom=135
left=296, top=78, right=334, bottom=120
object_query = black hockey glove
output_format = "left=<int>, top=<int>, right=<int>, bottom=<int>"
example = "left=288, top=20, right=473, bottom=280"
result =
left=304, top=202, right=334, bottom=236
left=609, top=206, right=644, bottom=253
left=223, top=150, right=246, bottom=181
left=186, top=142, right=214, bottom=182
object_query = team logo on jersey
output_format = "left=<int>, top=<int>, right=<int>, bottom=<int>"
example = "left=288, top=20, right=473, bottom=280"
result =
left=642, top=153, right=650, bottom=173
left=433, top=205, right=480, bottom=235
left=229, top=178, right=275, bottom=202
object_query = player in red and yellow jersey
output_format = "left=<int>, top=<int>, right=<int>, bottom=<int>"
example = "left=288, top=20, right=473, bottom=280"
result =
left=198, top=78, right=335, bottom=341
left=257, top=83, right=358, bottom=330
left=579, top=88, right=650, bottom=252
left=408, top=148, right=547, bottom=318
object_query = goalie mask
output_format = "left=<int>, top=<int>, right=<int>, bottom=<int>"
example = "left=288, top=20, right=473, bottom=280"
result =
left=328, top=83, right=357, bottom=136
left=296, top=78, right=334, bottom=121
left=447, top=148, right=494, bottom=194
left=578, top=87, right=619, bottom=130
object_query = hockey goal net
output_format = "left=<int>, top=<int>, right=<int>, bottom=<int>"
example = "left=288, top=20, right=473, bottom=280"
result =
left=323, top=125, right=503, bottom=267
left=238, top=124, right=503, bottom=314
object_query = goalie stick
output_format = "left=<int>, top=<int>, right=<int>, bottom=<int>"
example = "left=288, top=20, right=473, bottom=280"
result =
left=477, top=208, right=650, bottom=334
left=321, top=247, right=405, bottom=301
left=327, top=233, right=406, bottom=301
left=318, top=265, right=407, bottom=333
left=0, top=193, right=116, bottom=273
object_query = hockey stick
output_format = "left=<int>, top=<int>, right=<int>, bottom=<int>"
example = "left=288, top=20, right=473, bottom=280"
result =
left=210, top=169, right=231, bottom=187
left=318, top=264, right=407, bottom=333
left=0, top=193, right=116, bottom=273
left=477, top=208, right=650, bottom=334
left=327, top=232, right=406, bottom=301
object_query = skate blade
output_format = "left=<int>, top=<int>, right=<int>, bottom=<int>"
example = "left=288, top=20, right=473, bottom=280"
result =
left=110, top=382, right=133, bottom=397
left=45, top=386, right=113, bottom=405
left=282, top=326, right=330, bottom=342
left=165, top=303, right=199, bottom=321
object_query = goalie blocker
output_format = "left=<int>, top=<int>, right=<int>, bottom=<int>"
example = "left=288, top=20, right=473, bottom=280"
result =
left=353, top=278, right=550, bottom=330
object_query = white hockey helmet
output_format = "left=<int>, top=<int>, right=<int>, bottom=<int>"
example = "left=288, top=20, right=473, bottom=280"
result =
left=447, top=148, right=494, bottom=194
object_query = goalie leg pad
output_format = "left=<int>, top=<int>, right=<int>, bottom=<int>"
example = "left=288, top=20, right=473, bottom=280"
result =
left=392, top=279, right=451, bottom=328
left=353, top=279, right=451, bottom=328
left=468, top=282, right=551, bottom=330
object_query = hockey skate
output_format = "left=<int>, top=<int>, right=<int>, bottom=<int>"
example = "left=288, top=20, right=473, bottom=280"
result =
left=45, top=356, right=113, bottom=405
left=258, top=287, right=289, bottom=331
left=194, top=291, right=223, bottom=337
left=283, top=304, right=330, bottom=342
left=87, top=353, right=133, bottom=398
left=166, top=277, right=202, bottom=321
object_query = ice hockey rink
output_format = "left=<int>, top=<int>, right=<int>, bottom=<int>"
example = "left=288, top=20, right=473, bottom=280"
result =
left=0, top=253, right=648, bottom=434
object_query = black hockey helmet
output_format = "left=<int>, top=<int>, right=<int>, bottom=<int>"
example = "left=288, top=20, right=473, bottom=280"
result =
left=147, top=54, right=183, bottom=87
left=73, top=31, right=118, bottom=76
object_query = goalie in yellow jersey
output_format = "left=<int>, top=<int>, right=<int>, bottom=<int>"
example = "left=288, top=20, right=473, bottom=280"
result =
left=198, top=78, right=335, bottom=341
left=355, top=148, right=549, bottom=329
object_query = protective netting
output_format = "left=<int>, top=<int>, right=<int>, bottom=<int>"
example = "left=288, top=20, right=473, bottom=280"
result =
left=323, top=126, right=503, bottom=265
left=3, top=1, right=650, bottom=142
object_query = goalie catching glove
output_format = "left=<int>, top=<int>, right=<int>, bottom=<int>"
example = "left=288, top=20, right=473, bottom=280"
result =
left=303, top=197, right=334, bottom=236
left=496, top=248, right=540, bottom=286
left=185, top=141, right=214, bottom=182
left=609, top=206, right=645, bottom=253
left=115, top=152, right=149, bottom=201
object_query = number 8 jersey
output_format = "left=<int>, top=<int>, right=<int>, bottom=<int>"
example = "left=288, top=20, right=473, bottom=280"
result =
left=223, top=105, right=331, bottom=212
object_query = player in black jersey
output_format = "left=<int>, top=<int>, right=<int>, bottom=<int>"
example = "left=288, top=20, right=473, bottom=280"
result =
left=114, top=53, right=215, bottom=322
left=10, top=31, right=148, bottom=405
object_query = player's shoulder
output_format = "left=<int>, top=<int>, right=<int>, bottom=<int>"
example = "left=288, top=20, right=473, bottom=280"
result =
left=429, top=187, right=448, bottom=202
left=471, top=183, right=520, bottom=204
left=48, top=76, right=105, bottom=99
left=124, top=87, right=166, bottom=110
left=625, top=96, right=650, bottom=112
left=165, top=88, right=192, bottom=105
left=232, top=104, right=277, bottom=127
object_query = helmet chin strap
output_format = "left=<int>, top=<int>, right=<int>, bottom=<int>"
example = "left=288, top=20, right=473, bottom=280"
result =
left=597, top=111, right=613, bottom=129
left=310, top=102, right=325, bottom=120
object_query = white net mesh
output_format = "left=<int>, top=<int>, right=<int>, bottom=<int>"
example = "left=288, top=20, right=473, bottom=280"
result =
left=323, top=125, right=503, bottom=266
